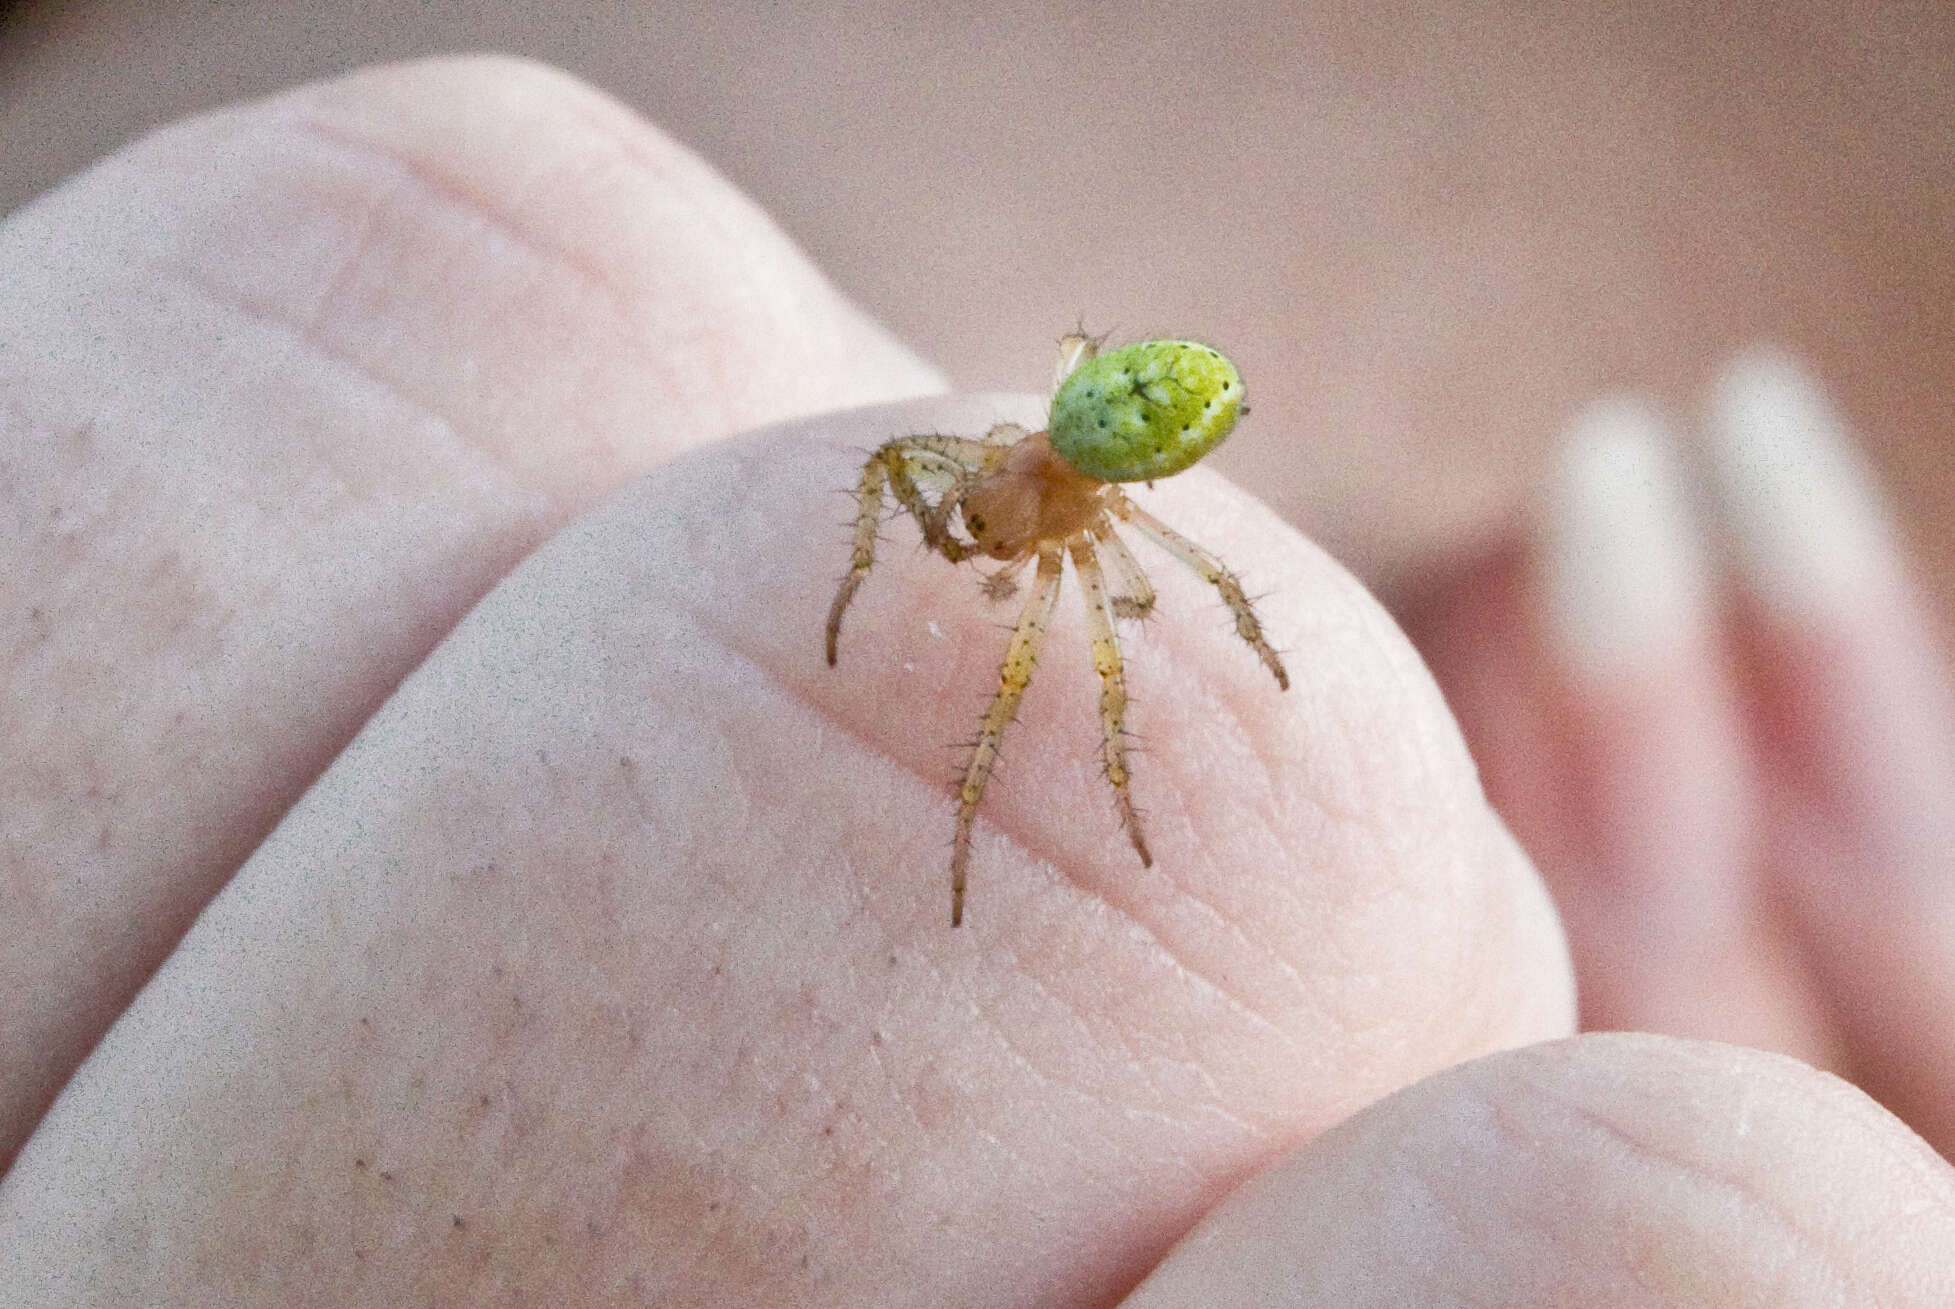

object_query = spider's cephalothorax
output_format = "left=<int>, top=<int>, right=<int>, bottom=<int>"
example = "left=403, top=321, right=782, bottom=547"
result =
left=826, top=334, right=1288, bottom=925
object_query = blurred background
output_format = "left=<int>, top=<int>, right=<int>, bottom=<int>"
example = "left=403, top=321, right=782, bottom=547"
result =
left=3, top=0, right=1949, bottom=619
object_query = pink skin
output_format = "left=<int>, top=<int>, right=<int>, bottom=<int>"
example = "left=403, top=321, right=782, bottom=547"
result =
left=2, top=57, right=1953, bottom=1305
left=1411, top=442, right=1955, bottom=1153
left=1128, top=1035, right=1955, bottom=1307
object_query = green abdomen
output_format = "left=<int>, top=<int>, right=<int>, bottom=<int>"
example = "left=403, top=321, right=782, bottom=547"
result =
left=1048, top=340, right=1244, bottom=483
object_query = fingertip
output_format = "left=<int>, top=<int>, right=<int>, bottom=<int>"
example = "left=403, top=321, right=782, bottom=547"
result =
left=1416, top=382, right=1847, bottom=1055
left=1536, top=393, right=1714, bottom=682
left=1125, top=1035, right=1955, bottom=1308
left=135, top=54, right=940, bottom=495
left=1702, top=347, right=1902, bottom=626
left=735, top=394, right=1571, bottom=1079
left=1698, top=347, right=1955, bottom=878
left=1698, top=351, right=1955, bottom=1156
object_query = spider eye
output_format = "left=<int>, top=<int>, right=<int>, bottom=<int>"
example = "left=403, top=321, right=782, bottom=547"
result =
left=1048, top=340, right=1245, bottom=483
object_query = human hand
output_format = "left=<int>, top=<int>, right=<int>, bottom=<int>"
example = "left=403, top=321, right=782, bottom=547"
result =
left=2, top=58, right=1950, bottom=1306
left=1406, top=351, right=1955, bottom=1159
left=1137, top=354, right=1955, bottom=1299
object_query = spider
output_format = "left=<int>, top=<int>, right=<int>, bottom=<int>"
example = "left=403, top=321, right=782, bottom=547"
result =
left=826, top=333, right=1289, bottom=925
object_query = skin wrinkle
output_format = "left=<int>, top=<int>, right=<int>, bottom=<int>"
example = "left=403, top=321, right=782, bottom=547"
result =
left=1129, top=688, right=1324, bottom=987
left=249, top=120, right=396, bottom=351
left=1431, top=821, right=1547, bottom=1064
left=0, top=79, right=946, bottom=1180
left=1243, top=582, right=1431, bottom=851
left=1792, top=1070, right=1955, bottom=1214
left=1519, top=1076, right=1862, bottom=1302
left=1047, top=500, right=1353, bottom=995
left=857, top=1015, right=949, bottom=1175
left=824, top=955, right=953, bottom=1188
left=629, top=433, right=1363, bottom=1134
left=795, top=411, right=1540, bottom=1100
left=675, top=588, right=1307, bottom=1094
left=996, top=849, right=1302, bottom=1061
left=1702, top=1052, right=1955, bottom=1221
left=704, top=491, right=1321, bottom=1058
left=609, top=581, right=1245, bottom=1149
left=287, top=108, right=689, bottom=415
left=278, top=111, right=695, bottom=477
left=959, top=927, right=1142, bottom=1098
left=974, top=896, right=1276, bottom=1148
left=154, top=266, right=463, bottom=518
left=315, top=62, right=940, bottom=433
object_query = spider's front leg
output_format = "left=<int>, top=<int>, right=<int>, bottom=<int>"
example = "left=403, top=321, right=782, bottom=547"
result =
left=825, top=437, right=984, bottom=665
left=951, top=547, right=1064, bottom=926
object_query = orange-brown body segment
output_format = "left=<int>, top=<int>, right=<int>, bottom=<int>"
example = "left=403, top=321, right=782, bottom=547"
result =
left=963, top=431, right=1115, bottom=560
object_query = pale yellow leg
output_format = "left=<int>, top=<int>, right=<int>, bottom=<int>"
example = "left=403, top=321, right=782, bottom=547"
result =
left=951, top=547, right=1064, bottom=926
left=826, top=451, right=891, bottom=665
left=1096, top=528, right=1156, bottom=620
left=826, top=439, right=981, bottom=665
left=1052, top=331, right=1105, bottom=387
left=1113, top=500, right=1290, bottom=690
left=1072, top=535, right=1152, bottom=869
left=875, top=442, right=976, bottom=563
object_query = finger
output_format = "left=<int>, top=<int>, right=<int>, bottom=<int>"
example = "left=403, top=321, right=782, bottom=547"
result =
left=0, top=55, right=938, bottom=1165
left=1703, top=351, right=1955, bottom=1154
left=1410, top=400, right=1832, bottom=1058
left=0, top=405, right=1570, bottom=1305
left=1124, top=1034, right=1955, bottom=1307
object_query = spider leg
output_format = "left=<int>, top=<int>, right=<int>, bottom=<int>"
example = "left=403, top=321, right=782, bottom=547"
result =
left=826, top=449, right=893, bottom=665
left=980, top=556, right=1029, bottom=603
left=951, top=546, right=1064, bottom=926
left=1052, top=332, right=1103, bottom=388
left=981, top=421, right=1031, bottom=448
left=1113, top=498, right=1290, bottom=690
left=1097, top=527, right=1157, bottom=620
left=900, top=433, right=996, bottom=463
left=825, top=439, right=982, bottom=665
left=878, top=444, right=976, bottom=565
left=1072, top=534, right=1152, bottom=870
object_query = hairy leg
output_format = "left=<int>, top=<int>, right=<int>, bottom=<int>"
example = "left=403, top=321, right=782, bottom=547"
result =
left=980, top=555, right=1030, bottom=602
left=824, top=437, right=984, bottom=664
left=951, top=546, right=1064, bottom=925
left=1052, top=333, right=1103, bottom=388
left=1098, top=527, right=1157, bottom=620
left=1115, top=499, right=1290, bottom=690
left=825, top=449, right=894, bottom=665
left=1073, top=534, right=1152, bottom=868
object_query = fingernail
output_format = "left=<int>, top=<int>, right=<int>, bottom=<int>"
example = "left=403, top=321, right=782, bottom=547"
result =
left=1702, top=349, right=1900, bottom=624
left=1537, top=395, right=1712, bottom=680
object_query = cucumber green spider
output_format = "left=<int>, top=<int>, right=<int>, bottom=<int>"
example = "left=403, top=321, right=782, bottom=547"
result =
left=826, top=333, right=1288, bottom=925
